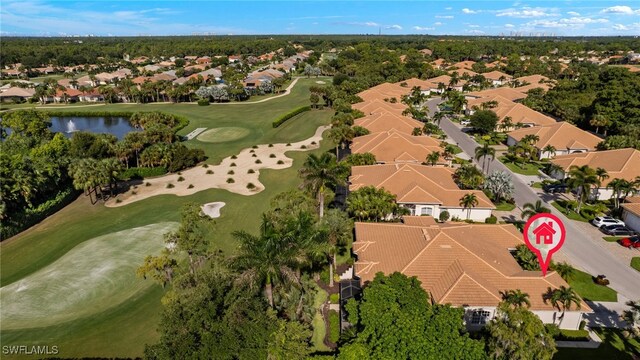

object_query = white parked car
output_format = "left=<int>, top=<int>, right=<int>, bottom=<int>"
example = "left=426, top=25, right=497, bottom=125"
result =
left=460, top=120, right=471, bottom=126
left=592, top=216, right=625, bottom=228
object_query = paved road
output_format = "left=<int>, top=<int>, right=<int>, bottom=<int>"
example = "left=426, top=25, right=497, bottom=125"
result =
left=425, top=98, right=640, bottom=300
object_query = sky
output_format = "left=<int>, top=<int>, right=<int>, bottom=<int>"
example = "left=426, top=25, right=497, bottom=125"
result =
left=1, top=1, right=639, bottom=37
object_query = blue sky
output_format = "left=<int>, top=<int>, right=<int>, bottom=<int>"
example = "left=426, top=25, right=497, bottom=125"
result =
left=1, top=1, right=639, bottom=36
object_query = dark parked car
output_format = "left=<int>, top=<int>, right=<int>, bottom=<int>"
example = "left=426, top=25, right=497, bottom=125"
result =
left=619, top=236, right=640, bottom=248
left=601, top=226, right=636, bottom=236
left=543, top=184, right=568, bottom=194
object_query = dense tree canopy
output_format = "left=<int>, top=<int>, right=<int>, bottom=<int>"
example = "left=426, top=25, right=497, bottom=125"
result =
left=339, top=272, right=486, bottom=360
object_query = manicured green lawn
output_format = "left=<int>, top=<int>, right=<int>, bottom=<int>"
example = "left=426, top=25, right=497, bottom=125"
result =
left=449, top=144, right=463, bottom=154
left=551, top=201, right=589, bottom=222
left=494, top=201, right=516, bottom=211
left=0, top=79, right=333, bottom=358
left=603, top=236, right=625, bottom=242
left=499, top=156, right=542, bottom=175
left=567, top=269, right=617, bottom=302
left=311, top=287, right=330, bottom=352
left=531, top=181, right=543, bottom=189
left=554, top=328, right=640, bottom=360
left=631, top=257, right=640, bottom=272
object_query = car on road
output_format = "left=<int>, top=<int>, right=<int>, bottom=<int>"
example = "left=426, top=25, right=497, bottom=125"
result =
left=619, top=236, right=640, bottom=248
left=601, top=225, right=636, bottom=236
left=543, top=183, right=568, bottom=194
left=592, top=216, right=626, bottom=228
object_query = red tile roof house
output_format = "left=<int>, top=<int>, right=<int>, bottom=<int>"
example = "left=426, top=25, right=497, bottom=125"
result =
left=54, top=88, right=83, bottom=103
left=349, top=164, right=495, bottom=221
left=506, top=122, right=602, bottom=159
left=351, top=221, right=591, bottom=330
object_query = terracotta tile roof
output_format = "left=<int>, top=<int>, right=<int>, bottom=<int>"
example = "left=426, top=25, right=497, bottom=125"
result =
left=352, top=99, right=406, bottom=115
left=516, top=74, right=550, bottom=85
left=395, top=77, right=436, bottom=90
left=353, top=222, right=591, bottom=311
left=0, top=87, right=35, bottom=98
left=356, top=82, right=409, bottom=103
left=449, top=68, right=478, bottom=77
left=424, top=75, right=453, bottom=87
left=551, top=148, right=640, bottom=187
left=625, top=196, right=640, bottom=204
left=452, top=60, right=476, bottom=70
left=483, top=70, right=513, bottom=81
left=622, top=202, right=640, bottom=217
left=351, top=131, right=443, bottom=163
left=492, top=100, right=557, bottom=127
left=55, top=88, right=83, bottom=97
left=467, top=87, right=527, bottom=102
left=403, top=216, right=437, bottom=226
left=355, top=111, right=423, bottom=135
left=349, top=164, right=495, bottom=208
left=508, top=122, right=602, bottom=152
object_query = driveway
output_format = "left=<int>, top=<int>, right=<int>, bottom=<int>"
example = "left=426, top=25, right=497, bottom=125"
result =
left=428, top=99, right=640, bottom=301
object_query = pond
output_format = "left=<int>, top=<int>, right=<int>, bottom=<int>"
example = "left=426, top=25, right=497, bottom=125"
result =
left=50, top=116, right=138, bottom=139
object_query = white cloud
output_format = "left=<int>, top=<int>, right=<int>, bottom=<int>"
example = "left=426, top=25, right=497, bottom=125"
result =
left=344, top=21, right=380, bottom=27
left=385, top=24, right=402, bottom=30
left=436, top=15, right=454, bottom=19
left=613, top=23, right=630, bottom=30
left=567, top=11, right=581, bottom=16
left=462, top=8, right=478, bottom=14
left=445, top=7, right=452, bottom=10
left=505, top=23, right=515, bottom=28
left=413, top=26, right=435, bottom=31
left=466, top=29, right=485, bottom=34
left=434, top=22, right=443, bottom=26
left=469, top=24, right=480, bottom=28
left=526, top=17, right=609, bottom=28
left=496, top=7, right=554, bottom=18
left=601, top=6, right=639, bottom=15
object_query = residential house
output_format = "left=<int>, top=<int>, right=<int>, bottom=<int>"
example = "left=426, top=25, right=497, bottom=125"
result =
left=0, top=87, right=35, bottom=102
left=419, top=48, right=433, bottom=56
left=352, top=99, right=407, bottom=116
left=79, top=89, right=104, bottom=102
left=350, top=164, right=494, bottom=220
left=354, top=111, right=424, bottom=135
left=550, top=148, right=640, bottom=200
left=351, top=221, right=591, bottom=330
left=431, top=58, right=448, bottom=69
left=53, top=88, right=83, bottom=103
left=350, top=131, right=443, bottom=164
left=395, top=78, right=435, bottom=93
left=448, top=68, right=478, bottom=78
left=621, top=197, right=640, bottom=234
left=356, top=82, right=409, bottom=104
left=451, top=60, right=476, bottom=70
left=506, top=122, right=602, bottom=159
left=228, top=55, right=242, bottom=63
left=482, top=70, right=513, bottom=86
left=196, top=56, right=211, bottom=65
left=466, top=95, right=556, bottom=129
left=466, top=87, right=528, bottom=102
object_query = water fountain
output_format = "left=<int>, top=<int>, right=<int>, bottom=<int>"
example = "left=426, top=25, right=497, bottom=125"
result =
left=66, top=119, right=78, bottom=133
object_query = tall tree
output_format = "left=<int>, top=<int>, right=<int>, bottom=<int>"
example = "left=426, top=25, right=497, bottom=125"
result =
left=501, top=289, right=531, bottom=309
left=339, top=272, right=486, bottom=360
left=459, top=193, right=479, bottom=220
left=298, top=153, right=347, bottom=218
left=566, top=165, right=600, bottom=213
left=320, top=209, right=353, bottom=287
left=475, top=143, right=496, bottom=173
left=486, top=302, right=557, bottom=360
left=546, top=286, right=582, bottom=326
left=521, top=200, right=551, bottom=220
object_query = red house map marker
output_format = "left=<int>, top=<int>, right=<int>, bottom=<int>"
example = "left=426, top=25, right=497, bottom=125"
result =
left=523, top=213, right=566, bottom=276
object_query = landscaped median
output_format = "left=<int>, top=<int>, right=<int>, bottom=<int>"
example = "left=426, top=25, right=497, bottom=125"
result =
left=631, top=257, right=640, bottom=272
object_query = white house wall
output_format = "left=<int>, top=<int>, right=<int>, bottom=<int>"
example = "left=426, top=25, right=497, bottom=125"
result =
left=622, top=210, right=640, bottom=233
left=533, top=310, right=584, bottom=330
left=443, top=207, right=493, bottom=222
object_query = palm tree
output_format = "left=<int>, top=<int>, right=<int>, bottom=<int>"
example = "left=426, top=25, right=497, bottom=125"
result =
left=459, top=193, right=479, bottom=220
left=547, top=286, right=581, bottom=325
left=608, top=178, right=632, bottom=209
left=327, top=125, right=354, bottom=158
left=501, top=289, right=531, bottom=309
left=596, top=167, right=609, bottom=184
left=321, top=209, right=353, bottom=287
left=522, top=134, right=540, bottom=146
left=551, top=262, right=575, bottom=281
left=566, top=165, right=600, bottom=213
left=232, top=218, right=300, bottom=308
left=433, top=111, right=445, bottom=127
left=475, top=144, right=496, bottom=173
left=590, top=114, right=610, bottom=136
left=500, top=116, right=514, bottom=132
left=542, top=145, right=556, bottom=158
left=521, top=200, right=551, bottom=220
left=298, top=153, right=346, bottom=218
left=426, top=151, right=441, bottom=166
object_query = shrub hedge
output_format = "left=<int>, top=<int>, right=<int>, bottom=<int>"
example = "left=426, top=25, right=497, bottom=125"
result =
left=118, top=167, right=168, bottom=180
left=272, top=106, right=311, bottom=128
left=328, top=310, right=340, bottom=343
left=1, top=187, right=80, bottom=240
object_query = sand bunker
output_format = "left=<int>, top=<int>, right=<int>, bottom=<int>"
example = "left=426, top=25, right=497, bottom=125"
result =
left=201, top=202, right=225, bottom=218
left=197, top=127, right=251, bottom=143
left=107, top=125, right=329, bottom=207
